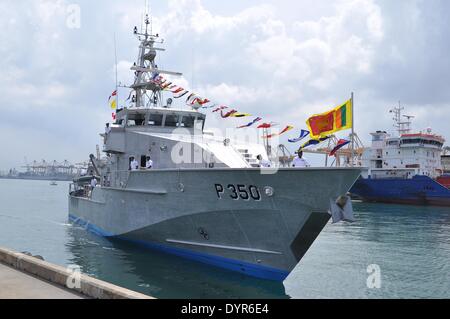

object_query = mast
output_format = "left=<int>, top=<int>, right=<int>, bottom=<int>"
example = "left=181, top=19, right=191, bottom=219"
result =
left=390, top=102, right=414, bottom=136
left=114, top=33, right=119, bottom=111
left=130, top=11, right=182, bottom=109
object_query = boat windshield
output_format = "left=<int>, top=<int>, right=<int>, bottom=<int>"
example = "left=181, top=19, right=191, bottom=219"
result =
left=148, top=114, right=163, bottom=126
left=181, top=115, right=195, bottom=128
left=127, top=113, right=146, bottom=126
left=165, top=114, right=180, bottom=127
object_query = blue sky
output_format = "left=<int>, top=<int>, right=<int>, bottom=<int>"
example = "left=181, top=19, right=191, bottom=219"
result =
left=1, top=0, right=450, bottom=170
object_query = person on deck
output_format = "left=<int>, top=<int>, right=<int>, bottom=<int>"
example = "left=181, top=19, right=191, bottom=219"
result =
left=130, top=157, right=139, bottom=171
left=257, top=155, right=272, bottom=168
left=292, top=151, right=310, bottom=168
left=146, top=156, right=153, bottom=169
left=90, top=176, right=97, bottom=189
left=104, top=123, right=111, bottom=144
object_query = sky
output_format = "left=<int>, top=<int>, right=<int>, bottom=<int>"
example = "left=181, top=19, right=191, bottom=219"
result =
left=1, top=0, right=450, bottom=170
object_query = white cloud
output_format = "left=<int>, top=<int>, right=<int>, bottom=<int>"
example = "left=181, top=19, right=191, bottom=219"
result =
left=158, top=0, right=274, bottom=37
left=1, top=0, right=450, bottom=170
left=247, top=0, right=384, bottom=84
left=116, top=60, right=135, bottom=86
left=200, top=83, right=266, bottom=106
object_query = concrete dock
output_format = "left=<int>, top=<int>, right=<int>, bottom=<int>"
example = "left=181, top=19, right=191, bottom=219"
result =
left=0, top=263, right=84, bottom=299
left=0, top=247, right=153, bottom=299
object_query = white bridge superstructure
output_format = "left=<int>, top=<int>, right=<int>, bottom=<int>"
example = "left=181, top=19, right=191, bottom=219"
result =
left=361, top=106, right=445, bottom=179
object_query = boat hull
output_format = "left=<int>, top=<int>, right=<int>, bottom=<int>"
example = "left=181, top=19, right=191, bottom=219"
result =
left=351, top=175, right=450, bottom=206
left=69, top=168, right=360, bottom=281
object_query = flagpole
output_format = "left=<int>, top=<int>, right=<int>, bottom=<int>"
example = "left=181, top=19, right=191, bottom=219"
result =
left=114, top=33, right=119, bottom=112
left=351, top=92, right=355, bottom=167
left=264, top=128, right=269, bottom=156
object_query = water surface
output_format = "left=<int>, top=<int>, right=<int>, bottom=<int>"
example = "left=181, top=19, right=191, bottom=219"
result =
left=0, top=179, right=448, bottom=298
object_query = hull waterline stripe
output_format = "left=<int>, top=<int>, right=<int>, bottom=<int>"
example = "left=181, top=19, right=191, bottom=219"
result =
left=165, top=239, right=282, bottom=255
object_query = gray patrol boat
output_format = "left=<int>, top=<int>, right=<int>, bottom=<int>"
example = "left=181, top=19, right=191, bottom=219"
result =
left=69, top=16, right=361, bottom=281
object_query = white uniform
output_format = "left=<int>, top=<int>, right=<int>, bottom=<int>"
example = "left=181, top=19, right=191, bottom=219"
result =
left=105, top=126, right=111, bottom=135
left=259, top=159, right=272, bottom=168
left=90, top=178, right=97, bottom=188
left=146, top=159, right=153, bottom=169
left=292, top=157, right=310, bottom=168
left=130, top=160, right=139, bottom=171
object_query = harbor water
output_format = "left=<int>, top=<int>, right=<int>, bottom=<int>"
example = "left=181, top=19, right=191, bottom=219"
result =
left=0, top=179, right=449, bottom=299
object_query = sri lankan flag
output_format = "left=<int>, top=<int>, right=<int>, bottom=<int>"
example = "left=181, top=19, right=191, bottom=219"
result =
left=334, top=99, right=352, bottom=132
left=306, top=99, right=352, bottom=138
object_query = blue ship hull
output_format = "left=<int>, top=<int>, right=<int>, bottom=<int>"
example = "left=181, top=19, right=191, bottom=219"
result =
left=350, top=175, right=450, bottom=206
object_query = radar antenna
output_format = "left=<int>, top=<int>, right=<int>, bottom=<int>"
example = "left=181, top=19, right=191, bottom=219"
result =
left=129, top=7, right=182, bottom=109
left=389, top=101, right=414, bottom=136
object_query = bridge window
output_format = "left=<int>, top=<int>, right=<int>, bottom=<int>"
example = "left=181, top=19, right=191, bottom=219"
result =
left=402, top=139, right=421, bottom=145
left=180, top=115, right=195, bottom=128
left=372, top=135, right=383, bottom=142
left=127, top=114, right=146, bottom=126
left=148, top=114, right=163, bottom=126
left=164, top=114, right=180, bottom=127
